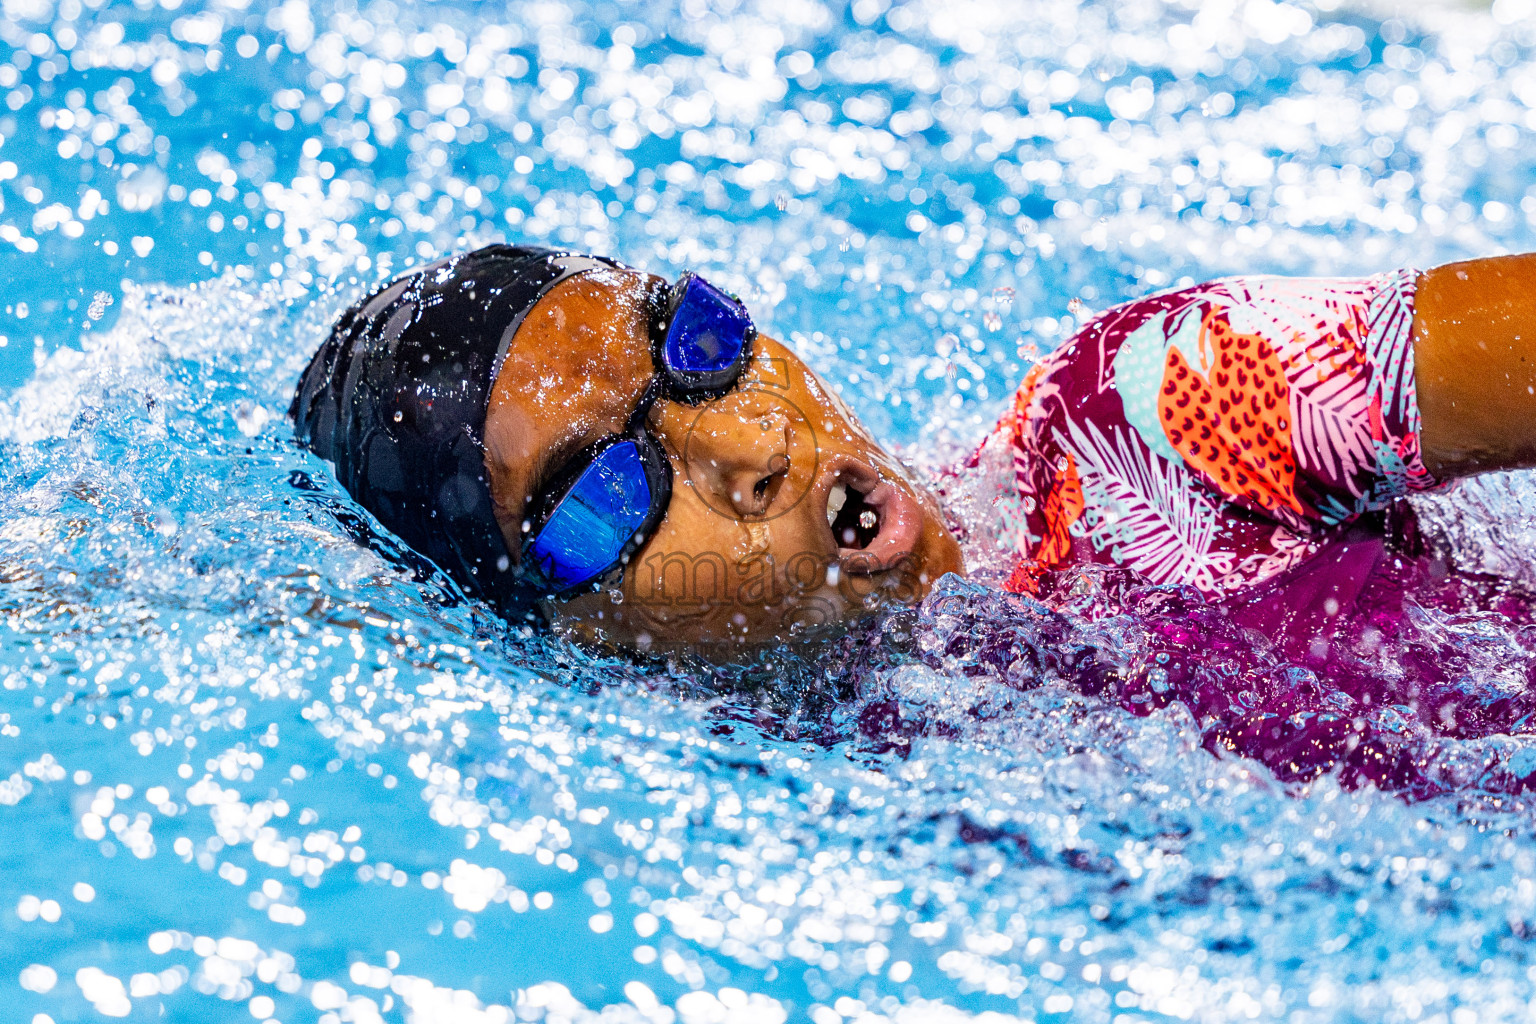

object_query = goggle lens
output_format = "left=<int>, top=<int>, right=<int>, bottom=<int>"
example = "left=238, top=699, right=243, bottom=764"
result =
left=661, top=274, right=754, bottom=392
left=524, top=439, right=656, bottom=591
left=521, top=271, right=754, bottom=598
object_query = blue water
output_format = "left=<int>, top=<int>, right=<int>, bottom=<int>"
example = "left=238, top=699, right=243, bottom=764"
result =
left=8, top=1, right=1536, bottom=1021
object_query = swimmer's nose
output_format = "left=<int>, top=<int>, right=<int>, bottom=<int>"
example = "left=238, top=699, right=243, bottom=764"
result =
left=670, top=409, right=794, bottom=520
left=716, top=454, right=790, bottom=518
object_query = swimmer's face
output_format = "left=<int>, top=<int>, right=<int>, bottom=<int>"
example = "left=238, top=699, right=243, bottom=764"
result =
left=482, top=267, right=964, bottom=654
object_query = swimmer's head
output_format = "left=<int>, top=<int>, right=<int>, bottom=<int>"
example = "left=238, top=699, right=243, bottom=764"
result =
left=293, top=245, right=963, bottom=654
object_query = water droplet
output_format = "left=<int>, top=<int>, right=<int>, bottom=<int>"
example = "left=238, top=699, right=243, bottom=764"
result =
left=992, top=287, right=1015, bottom=309
left=393, top=410, right=403, bottom=422
left=232, top=399, right=270, bottom=438
left=608, top=589, right=624, bottom=604
left=983, top=311, right=1002, bottom=332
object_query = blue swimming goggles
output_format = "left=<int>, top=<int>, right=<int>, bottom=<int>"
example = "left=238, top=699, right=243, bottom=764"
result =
left=519, top=272, right=756, bottom=597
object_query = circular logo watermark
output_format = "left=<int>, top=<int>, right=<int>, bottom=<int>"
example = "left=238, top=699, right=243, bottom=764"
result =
left=680, top=384, right=820, bottom=523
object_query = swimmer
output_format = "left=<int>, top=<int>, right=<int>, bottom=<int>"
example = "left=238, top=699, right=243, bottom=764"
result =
left=290, top=246, right=1536, bottom=655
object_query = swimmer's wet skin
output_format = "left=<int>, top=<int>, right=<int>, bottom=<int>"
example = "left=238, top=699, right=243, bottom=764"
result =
left=292, top=247, right=1536, bottom=655
left=292, top=245, right=963, bottom=653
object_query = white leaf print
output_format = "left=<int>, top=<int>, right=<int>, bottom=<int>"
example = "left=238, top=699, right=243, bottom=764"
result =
left=1364, top=268, right=1417, bottom=423
left=1058, top=417, right=1230, bottom=590
left=1110, top=310, right=1189, bottom=468
left=1228, top=525, right=1318, bottom=589
left=1288, top=357, right=1375, bottom=492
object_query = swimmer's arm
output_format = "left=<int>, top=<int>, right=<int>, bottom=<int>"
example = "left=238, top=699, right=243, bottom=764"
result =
left=1413, top=253, right=1536, bottom=478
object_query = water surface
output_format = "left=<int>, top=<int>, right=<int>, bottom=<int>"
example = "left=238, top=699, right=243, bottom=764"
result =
left=6, top=1, right=1536, bottom=1021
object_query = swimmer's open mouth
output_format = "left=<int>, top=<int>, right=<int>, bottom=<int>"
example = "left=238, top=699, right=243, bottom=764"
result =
left=827, top=480, right=880, bottom=548
left=820, top=463, right=922, bottom=574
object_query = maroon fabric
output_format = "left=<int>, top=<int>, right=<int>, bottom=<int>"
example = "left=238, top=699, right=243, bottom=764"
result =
left=920, top=272, right=1536, bottom=797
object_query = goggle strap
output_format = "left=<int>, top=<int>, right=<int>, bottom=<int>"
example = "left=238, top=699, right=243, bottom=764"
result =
left=645, top=274, right=676, bottom=336
left=625, top=374, right=667, bottom=436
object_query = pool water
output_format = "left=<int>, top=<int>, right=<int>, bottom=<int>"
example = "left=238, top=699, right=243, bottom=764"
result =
left=9, top=0, right=1536, bottom=1021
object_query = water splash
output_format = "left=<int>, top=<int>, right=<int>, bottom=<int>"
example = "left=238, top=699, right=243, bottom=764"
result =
left=7, top=1, right=1536, bottom=1022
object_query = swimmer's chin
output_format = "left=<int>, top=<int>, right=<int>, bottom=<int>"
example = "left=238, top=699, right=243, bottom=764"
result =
left=551, top=605, right=876, bottom=661
left=547, top=557, right=966, bottom=660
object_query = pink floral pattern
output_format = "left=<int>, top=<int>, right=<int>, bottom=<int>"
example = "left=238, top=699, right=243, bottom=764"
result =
left=994, top=269, right=1440, bottom=596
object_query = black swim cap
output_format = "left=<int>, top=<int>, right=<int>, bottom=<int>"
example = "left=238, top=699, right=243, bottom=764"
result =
left=291, top=244, right=619, bottom=618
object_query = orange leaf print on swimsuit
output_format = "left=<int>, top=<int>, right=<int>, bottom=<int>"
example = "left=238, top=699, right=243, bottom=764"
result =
left=1002, top=558, right=1042, bottom=595
left=1008, top=360, right=1051, bottom=449
left=1003, top=452, right=1082, bottom=595
left=1036, top=453, right=1084, bottom=565
left=1157, top=306, right=1305, bottom=518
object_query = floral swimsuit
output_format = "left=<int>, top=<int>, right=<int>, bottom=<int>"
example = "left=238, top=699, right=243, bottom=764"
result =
left=972, top=269, right=1440, bottom=600
left=950, top=273, right=1536, bottom=797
